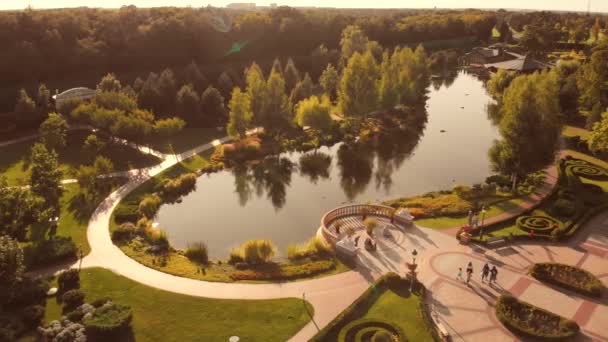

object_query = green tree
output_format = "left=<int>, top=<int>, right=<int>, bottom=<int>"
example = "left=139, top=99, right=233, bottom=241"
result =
left=97, top=73, right=122, bottom=92
left=36, top=83, right=52, bottom=115
left=0, top=177, right=44, bottom=240
left=490, top=72, right=562, bottom=183
left=29, top=143, right=63, bottom=214
left=577, top=42, right=608, bottom=127
left=0, top=234, right=24, bottom=304
left=217, top=71, right=235, bottom=99
left=39, top=112, right=68, bottom=151
left=176, top=84, right=201, bottom=124
left=158, top=68, right=177, bottom=114
left=83, top=134, right=106, bottom=156
left=200, top=86, right=227, bottom=126
left=588, top=110, right=608, bottom=153
left=75, top=165, right=97, bottom=200
left=319, top=64, right=339, bottom=101
left=340, top=25, right=369, bottom=65
left=338, top=51, right=379, bottom=117
left=14, top=89, right=38, bottom=128
left=245, top=63, right=267, bottom=123
left=289, top=73, right=314, bottom=110
left=270, top=58, right=283, bottom=75
left=154, top=117, right=186, bottom=141
left=487, top=69, right=518, bottom=100
left=283, top=58, right=300, bottom=92
left=295, top=95, right=333, bottom=133
left=182, top=61, right=208, bottom=91
left=227, top=88, right=253, bottom=139
left=264, top=69, right=290, bottom=131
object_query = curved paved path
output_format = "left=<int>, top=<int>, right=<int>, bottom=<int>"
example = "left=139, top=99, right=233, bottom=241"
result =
left=46, top=131, right=607, bottom=342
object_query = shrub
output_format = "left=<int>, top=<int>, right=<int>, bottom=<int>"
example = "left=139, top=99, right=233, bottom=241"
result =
left=551, top=199, right=576, bottom=218
left=91, top=297, right=112, bottom=308
left=84, top=303, right=133, bottom=337
left=239, top=239, right=276, bottom=265
left=62, top=290, right=85, bottom=311
left=287, top=236, right=332, bottom=260
left=363, top=217, right=378, bottom=236
left=486, top=174, right=511, bottom=187
left=111, top=223, right=136, bottom=242
left=495, top=295, right=579, bottom=339
left=337, top=319, right=405, bottom=342
left=384, top=193, right=472, bottom=218
left=8, top=277, right=49, bottom=306
left=230, top=260, right=335, bottom=281
left=185, top=242, right=209, bottom=264
left=138, top=194, right=162, bottom=219
left=114, top=204, right=139, bottom=224
left=228, top=247, right=244, bottom=264
left=38, top=319, right=86, bottom=341
left=529, top=263, right=605, bottom=298
left=21, top=305, right=45, bottom=327
left=23, top=237, right=77, bottom=269
left=0, top=312, right=25, bottom=341
left=157, top=173, right=197, bottom=202
left=58, top=269, right=80, bottom=295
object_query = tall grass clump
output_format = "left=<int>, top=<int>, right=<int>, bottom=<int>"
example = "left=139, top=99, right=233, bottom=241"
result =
left=287, top=236, right=332, bottom=260
left=185, top=242, right=209, bottom=264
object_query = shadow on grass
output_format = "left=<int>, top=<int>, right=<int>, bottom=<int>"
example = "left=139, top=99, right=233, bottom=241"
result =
left=68, top=192, right=100, bottom=224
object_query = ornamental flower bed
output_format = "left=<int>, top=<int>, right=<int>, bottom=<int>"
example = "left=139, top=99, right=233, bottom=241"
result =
left=529, top=263, right=605, bottom=298
left=495, top=295, right=579, bottom=340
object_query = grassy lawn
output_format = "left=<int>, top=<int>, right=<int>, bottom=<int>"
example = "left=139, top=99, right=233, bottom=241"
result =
left=363, top=289, right=434, bottom=342
left=44, top=268, right=313, bottom=342
left=562, top=125, right=590, bottom=140
left=23, top=180, right=126, bottom=256
left=0, top=130, right=161, bottom=185
left=415, top=198, right=524, bottom=229
left=146, top=127, right=225, bottom=154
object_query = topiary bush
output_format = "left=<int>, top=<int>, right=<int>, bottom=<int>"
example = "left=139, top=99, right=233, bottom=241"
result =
left=84, top=303, right=133, bottom=337
left=516, top=215, right=562, bottom=234
left=337, top=319, right=405, bottom=342
left=62, top=289, right=86, bottom=312
left=58, top=269, right=80, bottom=296
left=185, top=242, right=209, bottom=264
left=114, top=204, right=139, bottom=224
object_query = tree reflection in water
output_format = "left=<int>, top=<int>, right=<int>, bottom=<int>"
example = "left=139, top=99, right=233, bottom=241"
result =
left=299, top=152, right=332, bottom=184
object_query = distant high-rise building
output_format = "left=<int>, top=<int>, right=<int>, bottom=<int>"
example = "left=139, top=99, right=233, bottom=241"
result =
left=270, top=3, right=277, bottom=8
left=226, top=3, right=256, bottom=9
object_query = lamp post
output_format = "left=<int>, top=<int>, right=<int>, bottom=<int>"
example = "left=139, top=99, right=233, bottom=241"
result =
left=409, top=249, right=418, bottom=292
left=480, top=206, right=487, bottom=240
left=78, top=244, right=84, bottom=272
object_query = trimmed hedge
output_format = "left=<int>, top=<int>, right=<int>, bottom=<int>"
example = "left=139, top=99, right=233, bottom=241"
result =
left=84, top=303, right=133, bottom=337
left=114, top=204, right=139, bottom=224
left=495, top=295, right=579, bottom=340
left=62, top=289, right=86, bottom=311
left=516, top=215, right=562, bottom=234
left=337, top=318, right=405, bottom=342
left=230, top=260, right=335, bottom=281
left=58, top=269, right=80, bottom=296
left=529, top=263, right=605, bottom=298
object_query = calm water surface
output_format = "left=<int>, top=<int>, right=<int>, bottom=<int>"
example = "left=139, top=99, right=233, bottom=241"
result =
left=157, top=71, right=499, bottom=257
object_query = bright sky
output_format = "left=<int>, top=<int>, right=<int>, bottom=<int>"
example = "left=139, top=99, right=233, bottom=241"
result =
left=1, top=0, right=606, bottom=12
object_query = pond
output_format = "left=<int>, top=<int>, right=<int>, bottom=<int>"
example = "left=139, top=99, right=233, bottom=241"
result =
left=156, top=70, right=499, bottom=257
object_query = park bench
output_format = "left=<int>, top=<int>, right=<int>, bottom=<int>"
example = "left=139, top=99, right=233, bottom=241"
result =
left=486, top=236, right=507, bottom=247
left=431, top=314, right=450, bottom=341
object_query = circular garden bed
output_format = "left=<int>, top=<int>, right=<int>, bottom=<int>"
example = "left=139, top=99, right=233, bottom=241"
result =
left=337, top=318, right=405, bottom=342
left=496, top=295, right=579, bottom=340
left=516, top=215, right=562, bottom=234
left=529, top=263, right=605, bottom=298
left=564, top=159, right=608, bottom=181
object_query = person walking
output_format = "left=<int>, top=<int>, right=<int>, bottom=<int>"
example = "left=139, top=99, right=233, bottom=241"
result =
left=481, top=263, right=490, bottom=282
left=490, top=266, right=498, bottom=285
left=457, top=267, right=463, bottom=281
left=466, top=262, right=473, bottom=284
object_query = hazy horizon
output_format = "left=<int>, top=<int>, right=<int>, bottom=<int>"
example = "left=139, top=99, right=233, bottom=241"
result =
left=2, top=0, right=606, bottom=12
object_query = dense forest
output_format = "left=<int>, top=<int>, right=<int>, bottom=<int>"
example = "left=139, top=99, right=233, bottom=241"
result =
left=0, top=6, right=606, bottom=121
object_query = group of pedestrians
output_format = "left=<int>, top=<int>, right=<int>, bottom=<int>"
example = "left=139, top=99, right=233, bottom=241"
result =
left=457, top=262, right=498, bottom=285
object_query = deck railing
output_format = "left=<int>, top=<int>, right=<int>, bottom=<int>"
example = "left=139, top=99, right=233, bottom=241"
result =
left=320, top=204, right=400, bottom=245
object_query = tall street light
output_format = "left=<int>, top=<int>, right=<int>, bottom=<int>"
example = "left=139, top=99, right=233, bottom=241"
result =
left=479, top=206, right=487, bottom=240
left=409, top=249, right=418, bottom=292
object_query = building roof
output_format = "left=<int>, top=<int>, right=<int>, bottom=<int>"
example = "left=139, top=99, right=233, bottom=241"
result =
left=484, top=55, right=551, bottom=72
left=469, top=47, right=500, bottom=58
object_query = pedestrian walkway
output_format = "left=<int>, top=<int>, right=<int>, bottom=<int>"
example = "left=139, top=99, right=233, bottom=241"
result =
left=28, top=130, right=606, bottom=342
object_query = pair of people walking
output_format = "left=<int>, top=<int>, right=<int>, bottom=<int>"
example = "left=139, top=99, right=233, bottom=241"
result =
left=481, top=263, right=498, bottom=284
left=457, top=262, right=498, bottom=285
